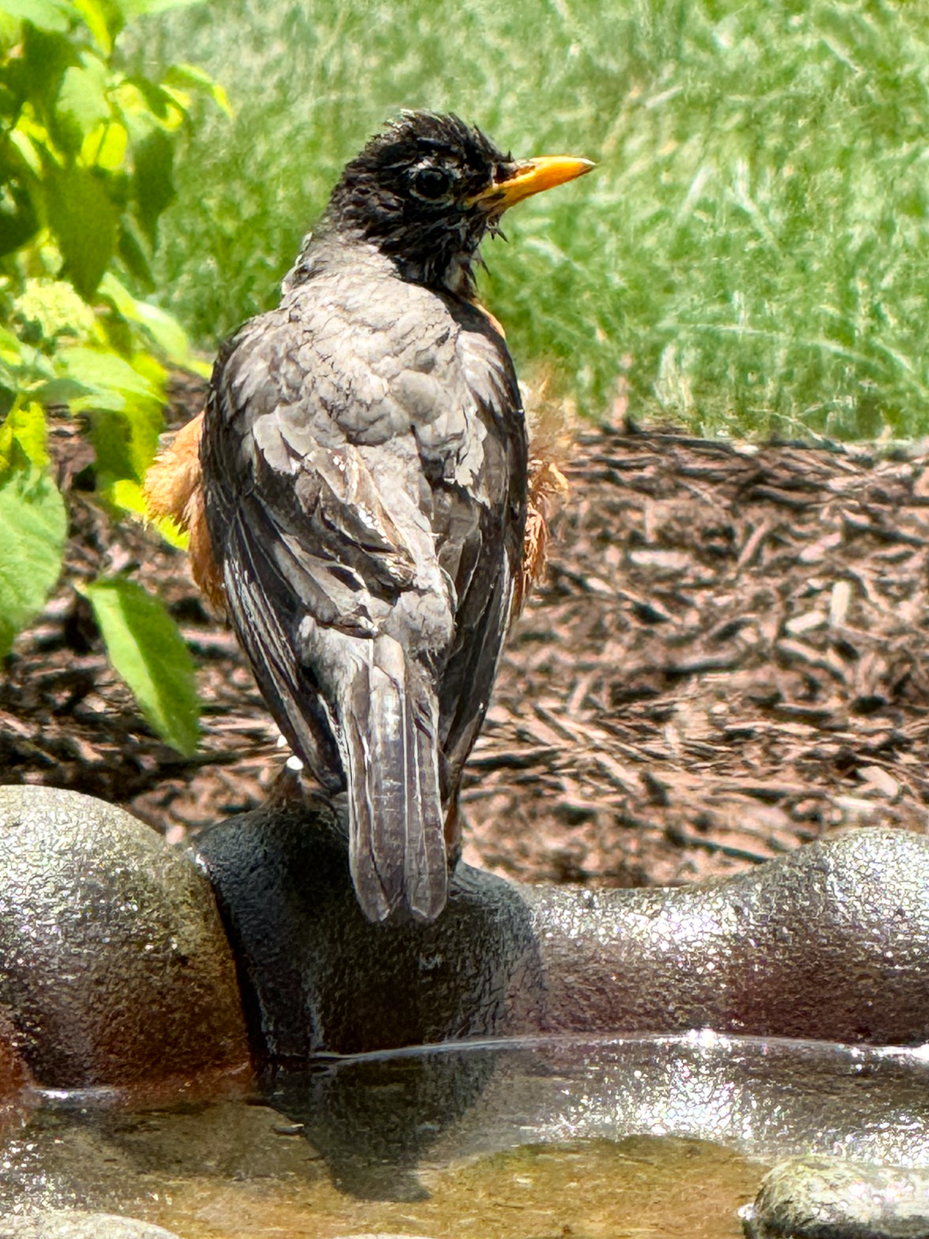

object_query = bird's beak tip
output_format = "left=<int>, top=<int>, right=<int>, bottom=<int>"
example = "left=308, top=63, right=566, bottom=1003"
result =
left=471, top=154, right=596, bottom=211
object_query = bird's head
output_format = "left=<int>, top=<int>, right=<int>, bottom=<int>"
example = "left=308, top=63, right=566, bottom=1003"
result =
left=321, top=111, right=593, bottom=294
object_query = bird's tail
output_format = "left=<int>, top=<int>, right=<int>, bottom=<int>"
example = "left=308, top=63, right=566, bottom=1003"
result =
left=341, top=635, right=448, bottom=923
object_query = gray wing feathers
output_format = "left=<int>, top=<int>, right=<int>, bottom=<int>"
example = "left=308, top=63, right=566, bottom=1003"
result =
left=344, top=635, right=447, bottom=923
left=226, top=480, right=448, bottom=923
left=223, top=504, right=342, bottom=790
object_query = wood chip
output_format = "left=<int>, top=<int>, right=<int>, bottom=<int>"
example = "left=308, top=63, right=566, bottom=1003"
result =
left=785, top=610, right=827, bottom=635
left=829, top=579, right=852, bottom=628
left=857, top=765, right=900, bottom=800
left=628, top=549, right=691, bottom=573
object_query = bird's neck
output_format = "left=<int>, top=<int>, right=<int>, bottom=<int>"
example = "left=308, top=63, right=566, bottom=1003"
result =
left=396, top=250, right=478, bottom=299
left=283, top=222, right=480, bottom=301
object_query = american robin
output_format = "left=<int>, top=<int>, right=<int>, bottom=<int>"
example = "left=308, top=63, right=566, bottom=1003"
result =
left=145, top=112, right=592, bottom=923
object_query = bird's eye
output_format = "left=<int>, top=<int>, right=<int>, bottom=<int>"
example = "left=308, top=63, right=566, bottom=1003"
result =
left=411, top=166, right=453, bottom=200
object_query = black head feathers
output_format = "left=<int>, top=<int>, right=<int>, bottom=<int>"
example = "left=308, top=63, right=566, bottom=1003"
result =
left=315, top=111, right=594, bottom=295
left=321, top=112, right=517, bottom=290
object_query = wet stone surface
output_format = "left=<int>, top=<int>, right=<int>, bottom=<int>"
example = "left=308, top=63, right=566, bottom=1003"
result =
left=741, top=1158, right=929, bottom=1239
left=0, top=785, right=249, bottom=1090
left=0, top=1214, right=182, bottom=1238
left=0, top=1093, right=761, bottom=1239
left=200, top=799, right=929, bottom=1054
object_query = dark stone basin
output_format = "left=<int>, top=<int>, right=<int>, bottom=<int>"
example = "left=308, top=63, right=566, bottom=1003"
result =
left=1, top=784, right=929, bottom=1230
left=197, top=794, right=929, bottom=1058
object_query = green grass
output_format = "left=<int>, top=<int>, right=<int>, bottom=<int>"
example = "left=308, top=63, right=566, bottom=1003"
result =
left=128, top=0, right=929, bottom=439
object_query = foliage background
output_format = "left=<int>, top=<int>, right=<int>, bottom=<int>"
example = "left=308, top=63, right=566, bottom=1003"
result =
left=0, top=0, right=219, bottom=752
left=134, top=0, right=929, bottom=441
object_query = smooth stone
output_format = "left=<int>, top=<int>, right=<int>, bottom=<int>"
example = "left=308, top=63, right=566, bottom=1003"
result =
left=520, top=824, right=929, bottom=1042
left=198, top=794, right=542, bottom=1058
left=741, top=1157, right=929, bottom=1238
left=0, top=1214, right=182, bottom=1238
left=0, top=1010, right=31, bottom=1100
left=0, top=785, right=249, bottom=1088
left=198, top=798, right=929, bottom=1057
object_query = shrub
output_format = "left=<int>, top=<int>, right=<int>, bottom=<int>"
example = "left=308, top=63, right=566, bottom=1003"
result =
left=0, top=0, right=227, bottom=755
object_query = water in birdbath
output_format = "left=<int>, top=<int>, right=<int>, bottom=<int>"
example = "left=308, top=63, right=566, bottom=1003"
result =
left=3, top=1032, right=929, bottom=1238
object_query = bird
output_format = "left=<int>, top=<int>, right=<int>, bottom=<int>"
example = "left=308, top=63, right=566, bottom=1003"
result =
left=145, top=112, right=592, bottom=923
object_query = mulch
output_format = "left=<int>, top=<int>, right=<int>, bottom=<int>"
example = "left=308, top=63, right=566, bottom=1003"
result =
left=3, top=394, right=928, bottom=887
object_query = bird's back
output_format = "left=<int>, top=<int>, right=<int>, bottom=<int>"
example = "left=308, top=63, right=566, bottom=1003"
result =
left=201, top=239, right=527, bottom=919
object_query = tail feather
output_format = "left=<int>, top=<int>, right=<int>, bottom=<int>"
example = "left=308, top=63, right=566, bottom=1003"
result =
left=343, top=635, right=447, bottom=923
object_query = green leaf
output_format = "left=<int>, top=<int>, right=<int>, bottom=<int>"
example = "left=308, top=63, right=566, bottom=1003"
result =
left=81, top=119, right=127, bottom=169
left=14, top=276, right=97, bottom=344
left=90, top=390, right=162, bottom=484
left=117, top=220, right=155, bottom=287
left=55, top=60, right=109, bottom=152
left=58, top=347, right=164, bottom=483
left=8, top=127, right=43, bottom=176
left=100, top=272, right=185, bottom=353
left=99, top=272, right=209, bottom=373
left=117, top=75, right=177, bottom=124
left=103, top=475, right=189, bottom=549
left=0, top=400, right=49, bottom=469
left=71, top=0, right=113, bottom=53
left=59, top=344, right=161, bottom=403
left=89, top=406, right=136, bottom=480
left=80, top=575, right=200, bottom=755
left=0, top=329, right=23, bottom=367
left=32, top=376, right=92, bottom=405
left=20, top=21, right=75, bottom=112
left=120, top=0, right=201, bottom=16
left=132, top=126, right=174, bottom=244
left=45, top=164, right=119, bottom=300
left=0, top=181, right=39, bottom=259
left=0, top=467, right=67, bottom=656
left=0, top=0, right=72, bottom=32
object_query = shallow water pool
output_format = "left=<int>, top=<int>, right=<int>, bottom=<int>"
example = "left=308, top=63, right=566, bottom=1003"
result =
left=4, top=1031, right=929, bottom=1237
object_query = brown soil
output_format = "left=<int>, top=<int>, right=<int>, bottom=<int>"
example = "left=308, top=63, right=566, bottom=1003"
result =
left=3, top=392, right=929, bottom=887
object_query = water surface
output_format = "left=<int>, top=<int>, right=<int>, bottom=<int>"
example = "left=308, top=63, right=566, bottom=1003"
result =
left=5, top=1032, right=929, bottom=1237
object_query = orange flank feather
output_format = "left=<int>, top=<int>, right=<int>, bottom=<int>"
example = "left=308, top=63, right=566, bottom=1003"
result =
left=468, top=296, right=507, bottom=340
left=513, top=376, right=573, bottom=618
left=514, top=456, right=568, bottom=617
left=142, top=412, right=225, bottom=611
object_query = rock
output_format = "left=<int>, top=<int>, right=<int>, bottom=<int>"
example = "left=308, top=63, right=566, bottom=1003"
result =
left=0, top=785, right=249, bottom=1088
left=0, top=1214, right=181, bottom=1238
left=522, top=824, right=929, bottom=1043
left=0, top=1097, right=329, bottom=1220
left=198, top=797, right=929, bottom=1057
left=740, top=1157, right=929, bottom=1238
left=197, top=793, right=544, bottom=1059
left=0, top=1010, right=31, bottom=1103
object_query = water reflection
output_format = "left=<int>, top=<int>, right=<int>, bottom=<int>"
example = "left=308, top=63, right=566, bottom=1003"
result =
left=1, top=1032, right=927, bottom=1235
left=266, top=1046, right=500, bottom=1200
left=268, top=1031, right=929, bottom=1191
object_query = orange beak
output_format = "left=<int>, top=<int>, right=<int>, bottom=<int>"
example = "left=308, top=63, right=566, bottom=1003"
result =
left=469, top=155, right=595, bottom=211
